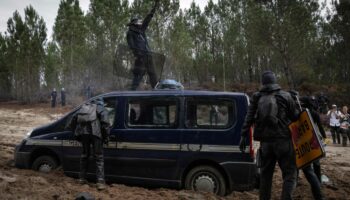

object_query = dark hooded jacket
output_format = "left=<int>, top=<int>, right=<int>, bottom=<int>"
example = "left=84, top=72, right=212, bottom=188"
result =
left=126, top=8, right=156, bottom=56
left=300, top=96, right=327, bottom=139
left=66, top=98, right=110, bottom=140
left=241, top=84, right=299, bottom=141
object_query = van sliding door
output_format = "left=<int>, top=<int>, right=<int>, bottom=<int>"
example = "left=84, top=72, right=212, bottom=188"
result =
left=112, top=96, right=181, bottom=186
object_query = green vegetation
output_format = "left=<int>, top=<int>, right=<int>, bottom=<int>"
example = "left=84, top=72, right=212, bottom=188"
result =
left=0, top=0, right=349, bottom=103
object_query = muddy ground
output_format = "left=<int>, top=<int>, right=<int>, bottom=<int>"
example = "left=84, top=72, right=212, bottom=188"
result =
left=0, top=102, right=349, bottom=200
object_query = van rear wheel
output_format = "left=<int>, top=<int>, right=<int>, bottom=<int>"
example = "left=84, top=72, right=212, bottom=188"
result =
left=185, top=165, right=226, bottom=196
left=32, top=156, right=57, bottom=173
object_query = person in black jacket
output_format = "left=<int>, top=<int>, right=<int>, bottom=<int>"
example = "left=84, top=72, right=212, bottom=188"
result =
left=301, top=96, right=327, bottom=182
left=297, top=96, right=325, bottom=200
left=51, top=88, right=57, bottom=108
left=127, top=0, right=159, bottom=90
left=66, top=98, right=110, bottom=190
left=240, top=71, right=299, bottom=200
left=61, top=88, right=66, bottom=107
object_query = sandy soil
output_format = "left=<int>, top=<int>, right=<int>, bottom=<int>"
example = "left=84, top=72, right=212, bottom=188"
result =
left=0, top=102, right=349, bottom=200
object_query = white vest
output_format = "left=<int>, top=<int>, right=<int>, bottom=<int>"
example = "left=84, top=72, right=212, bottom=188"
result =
left=328, top=110, right=341, bottom=127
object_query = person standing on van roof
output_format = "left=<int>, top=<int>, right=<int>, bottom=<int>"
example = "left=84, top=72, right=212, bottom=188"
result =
left=51, top=88, right=57, bottom=108
left=239, top=71, right=299, bottom=200
left=126, top=0, right=159, bottom=90
left=66, top=97, right=111, bottom=190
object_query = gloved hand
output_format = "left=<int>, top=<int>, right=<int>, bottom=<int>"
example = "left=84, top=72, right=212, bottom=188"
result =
left=239, top=136, right=247, bottom=153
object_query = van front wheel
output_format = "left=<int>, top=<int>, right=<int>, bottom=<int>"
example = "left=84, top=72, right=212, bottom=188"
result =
left=32, top=156, right=57, bottom=173
left=185, top=165, right=226, bottom=196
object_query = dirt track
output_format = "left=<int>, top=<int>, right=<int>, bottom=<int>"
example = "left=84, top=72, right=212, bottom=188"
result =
left=0, top=102, right=349, bottom=199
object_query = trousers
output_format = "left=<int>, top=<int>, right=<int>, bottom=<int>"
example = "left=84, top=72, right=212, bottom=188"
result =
left=80, top=135, right=105, bottom=183
left=302, top=164, right=324, bottom=200
left=330, top=126, right=340, bottom=144
left=340, top=128, right=350, bottom=146
left=260, top=139, right=297, bottom=200
left=131, top=54, right=158, bottom=90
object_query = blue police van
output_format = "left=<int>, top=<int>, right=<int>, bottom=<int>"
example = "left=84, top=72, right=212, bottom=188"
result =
left=14, top=90, right=257, bottom=196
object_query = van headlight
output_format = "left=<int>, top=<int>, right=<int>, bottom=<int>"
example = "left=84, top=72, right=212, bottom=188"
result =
left=25, top=130, right=33, bottom=139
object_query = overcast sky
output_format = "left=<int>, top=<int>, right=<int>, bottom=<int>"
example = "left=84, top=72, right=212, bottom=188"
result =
left=0, top=0, right=217, bottom=39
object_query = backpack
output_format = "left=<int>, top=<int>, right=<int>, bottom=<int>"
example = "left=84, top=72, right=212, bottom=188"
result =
left=77, top=103, right=97, bottom=124
left=254, top=92, right=279, bottom=139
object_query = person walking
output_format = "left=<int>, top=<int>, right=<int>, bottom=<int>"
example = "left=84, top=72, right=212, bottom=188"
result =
left=126, top=0, right=160, bottom=90
left=50, top=88, right=57, bottom=108
left=239, top=71, right=299, bottom=200
left=66, top=97, right=110, bottom=190
left=327, top=105, right=341, bottom=144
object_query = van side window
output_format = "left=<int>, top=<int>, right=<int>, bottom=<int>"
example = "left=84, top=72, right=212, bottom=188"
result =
left=185, top=98, right=235, bottom=129
left=127, top=97, right=178, bottom=128
left=103, top=97, right=117, bottom=126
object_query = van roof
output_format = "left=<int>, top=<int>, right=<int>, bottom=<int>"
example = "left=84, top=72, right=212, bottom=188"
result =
left=99, top=90, right=247, bottom=98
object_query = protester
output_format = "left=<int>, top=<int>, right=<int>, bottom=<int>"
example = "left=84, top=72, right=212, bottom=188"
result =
left=317, top=92, right=329, bottom=114
left=86, top=86, right=92, bottom=100
left=50, top=88, right=57, bottom=108
left=298, top=96, right=325, bottom=199
left=340, top=106, right=350, bottom=146
left=61, top=88, right=66, bottom=107
left=66, top=98, right=110, bottom=190
left=327, top=105, right=341, bottom=144
left=126, top=0, right=160, bottom=90
left=310, top=95, right=319, bottom=112
left=240, top=71, right=298, bottom=200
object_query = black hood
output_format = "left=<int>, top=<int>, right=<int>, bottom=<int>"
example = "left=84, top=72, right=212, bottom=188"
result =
left=259, top=83, right=281, bottom=93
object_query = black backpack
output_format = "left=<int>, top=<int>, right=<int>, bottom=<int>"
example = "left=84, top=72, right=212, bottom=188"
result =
left=254, top=92, right=279, bottom=139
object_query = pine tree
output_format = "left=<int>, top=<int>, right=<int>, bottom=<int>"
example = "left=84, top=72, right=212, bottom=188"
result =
left=53, top=0, right=87, bottom=95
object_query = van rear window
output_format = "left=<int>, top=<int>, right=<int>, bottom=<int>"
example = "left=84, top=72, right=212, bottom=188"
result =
left=185, top=98, right=235, bottom=129
left=127, top=97, right=178, bottom=128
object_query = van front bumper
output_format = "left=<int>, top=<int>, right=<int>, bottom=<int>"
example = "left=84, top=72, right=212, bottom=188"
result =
left=14, top=143, right=31, bottom=169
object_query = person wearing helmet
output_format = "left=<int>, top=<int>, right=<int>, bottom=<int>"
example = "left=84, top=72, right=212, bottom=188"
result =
left=155, top=79, right=184, bottom=90
left=127, top=0, right=160, bottom=90
left=66, top=97, right=111, bottom=190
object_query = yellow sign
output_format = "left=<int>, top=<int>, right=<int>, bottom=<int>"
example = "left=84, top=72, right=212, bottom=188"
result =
left=289, top=109, right=325, bottom=169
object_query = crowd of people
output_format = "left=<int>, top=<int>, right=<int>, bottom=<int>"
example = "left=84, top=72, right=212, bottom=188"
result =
left=327, top=104, right=350, bottom=146
left=50, top=88, right=65, bottom=108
